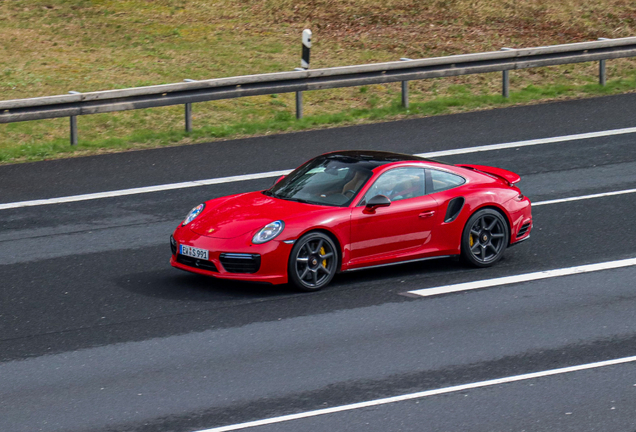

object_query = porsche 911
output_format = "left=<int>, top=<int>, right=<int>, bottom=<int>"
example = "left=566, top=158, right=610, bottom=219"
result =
left=170, top=150, right=532, bottom=291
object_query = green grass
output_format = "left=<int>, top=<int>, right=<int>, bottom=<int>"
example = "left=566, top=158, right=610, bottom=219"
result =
left=1, top=0, right=635, bottom=164
left=2, top=74, right=633, bottom=164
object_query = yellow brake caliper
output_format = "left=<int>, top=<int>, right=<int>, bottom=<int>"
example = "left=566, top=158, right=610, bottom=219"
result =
left=320, top=247, right=327, bottom=267
left=469, top=234, right=474, bottom=247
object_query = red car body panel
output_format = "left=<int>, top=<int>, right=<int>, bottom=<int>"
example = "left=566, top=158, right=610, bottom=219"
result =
left=349, top=194, right=438, bottom=265
left=171, top=153, right=532, bottom=285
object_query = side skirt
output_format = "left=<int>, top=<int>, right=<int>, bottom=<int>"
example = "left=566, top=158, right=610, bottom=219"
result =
left=343, top=255, right=455, bottom=273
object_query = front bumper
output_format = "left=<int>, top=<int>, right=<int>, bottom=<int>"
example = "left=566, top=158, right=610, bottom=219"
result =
left=170, top=227, right=292, bottom=285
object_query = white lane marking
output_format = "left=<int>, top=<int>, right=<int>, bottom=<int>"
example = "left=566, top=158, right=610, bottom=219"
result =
left=407, top=257, right=636, bottom=298
left=533, top=188, right=636, bottom=206
left=416, top=126, right=636, bottom=158
left=0, top=170, right=292, bottom=210
left=194, top=355, right=636, bottom=432
left=2, top=125, right=636, bottom=210
left=3, top=182, right=635, bottom=213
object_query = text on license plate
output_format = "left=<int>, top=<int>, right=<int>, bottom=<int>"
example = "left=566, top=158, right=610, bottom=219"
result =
left=179, top=245, right=209, bottom=260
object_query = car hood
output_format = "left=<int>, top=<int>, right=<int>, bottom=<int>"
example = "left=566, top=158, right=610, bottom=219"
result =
left=189, top=191, right=324, bottom=239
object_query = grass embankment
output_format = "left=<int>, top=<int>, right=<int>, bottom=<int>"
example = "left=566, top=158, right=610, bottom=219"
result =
left=0, top=0, right=635, bottom=164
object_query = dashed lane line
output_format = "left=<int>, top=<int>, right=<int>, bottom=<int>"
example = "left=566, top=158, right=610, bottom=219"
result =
left=533, top=188, right=636, bottom=206
left=415, top=126, right=636, bottom=158
left=2, top=126, right=636, bottom=210
left=193, top=354, right=636, bottom=432
left=406, top=257, right=636, bottom=298
left=0, top=170, right=292, bottom=210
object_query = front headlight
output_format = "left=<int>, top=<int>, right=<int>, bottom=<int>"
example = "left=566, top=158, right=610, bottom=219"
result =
left=252, top=220, right=285, bottom=244
left=182, top=203, right=205, bottom=226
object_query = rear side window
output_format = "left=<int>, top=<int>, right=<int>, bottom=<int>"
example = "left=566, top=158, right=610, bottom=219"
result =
left=429, top=169, right=465, bottom=192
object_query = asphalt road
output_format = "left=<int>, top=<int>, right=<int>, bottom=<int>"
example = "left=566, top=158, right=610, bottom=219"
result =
left=1, top=93, right=636, bottom=432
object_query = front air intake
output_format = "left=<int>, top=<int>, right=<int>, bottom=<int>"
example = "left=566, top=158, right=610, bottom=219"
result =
left=176, top=254, right=218, bottom=272
left=219, top=253, right=261, bottom=274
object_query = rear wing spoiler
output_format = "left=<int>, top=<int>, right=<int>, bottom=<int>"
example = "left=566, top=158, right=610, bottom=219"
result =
left=457, top=164, right=521, bottom=186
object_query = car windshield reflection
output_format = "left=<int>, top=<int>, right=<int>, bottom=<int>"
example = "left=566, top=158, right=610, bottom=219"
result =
left=265, top=155, right=375, bottom=207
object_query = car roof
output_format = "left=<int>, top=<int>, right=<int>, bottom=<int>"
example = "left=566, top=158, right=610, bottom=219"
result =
left=323, top=150, right=449, bottom=170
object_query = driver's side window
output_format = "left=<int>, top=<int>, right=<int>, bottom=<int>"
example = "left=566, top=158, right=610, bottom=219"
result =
left=361, top=167, right=426, bottom=205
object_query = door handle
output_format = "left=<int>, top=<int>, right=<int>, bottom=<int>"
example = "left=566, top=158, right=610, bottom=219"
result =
left=419, top=210, right=435, bottom=218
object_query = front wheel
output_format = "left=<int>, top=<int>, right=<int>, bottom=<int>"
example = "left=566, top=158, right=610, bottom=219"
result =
left=288, top=232, right=338, bottom=291
left=461, top=209, right=509, bottom=267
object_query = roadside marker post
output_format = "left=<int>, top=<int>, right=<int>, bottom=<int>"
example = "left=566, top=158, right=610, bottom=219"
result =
left=400, top=58, right=412, bottom=109
left=301, top=29, right=311, bottom=69
left=296, top=29, right=312, bottom=119
left=68, top=91, right=81, bottom=145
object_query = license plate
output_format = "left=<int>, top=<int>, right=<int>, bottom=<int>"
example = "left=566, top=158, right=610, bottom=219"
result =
left=179, top=245, right=209, bottom=260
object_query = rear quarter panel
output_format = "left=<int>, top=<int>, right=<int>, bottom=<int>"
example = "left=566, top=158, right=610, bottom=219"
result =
left=431, top=178, right=520, bottom=255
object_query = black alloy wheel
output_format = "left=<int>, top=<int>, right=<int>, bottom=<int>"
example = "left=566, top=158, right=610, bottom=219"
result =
left=461, top=209, right=509, bottom=267
left=288, top=232, right=338, bottom=291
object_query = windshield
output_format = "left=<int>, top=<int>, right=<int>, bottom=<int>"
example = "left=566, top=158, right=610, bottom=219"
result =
left=265, top=155, right=374, bottom=206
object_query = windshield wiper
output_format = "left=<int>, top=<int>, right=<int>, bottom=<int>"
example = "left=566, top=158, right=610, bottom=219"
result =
left=278, top=196, right=324, bottom=205
left=285, top=197, right=313, bottom=204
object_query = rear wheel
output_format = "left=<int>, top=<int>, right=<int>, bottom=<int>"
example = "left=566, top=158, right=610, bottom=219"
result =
left=288, top=232, right=338, bottom=291
left=461, top=209, right=509, bottom=267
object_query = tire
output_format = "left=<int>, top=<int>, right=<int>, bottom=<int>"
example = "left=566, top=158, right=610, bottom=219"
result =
left=461, top=208, right=509, bottom=267
left=288, top=232, right=338, bottom=291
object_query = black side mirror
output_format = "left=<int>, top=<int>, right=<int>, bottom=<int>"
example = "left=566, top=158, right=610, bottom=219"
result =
left=365, top=194, right=391, bottom=211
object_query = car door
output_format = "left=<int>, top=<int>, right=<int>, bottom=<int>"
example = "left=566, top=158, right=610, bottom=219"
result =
left=349, top=167, right=440, bottom=264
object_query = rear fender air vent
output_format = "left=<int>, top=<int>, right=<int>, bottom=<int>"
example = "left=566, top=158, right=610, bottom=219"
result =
left=444, top=197, right=465, bottom=223
left=517, top=222, right=531, bottom=238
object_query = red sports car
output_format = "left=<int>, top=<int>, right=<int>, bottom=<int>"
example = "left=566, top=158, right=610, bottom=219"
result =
left=170, top=151, right=532, bottom=291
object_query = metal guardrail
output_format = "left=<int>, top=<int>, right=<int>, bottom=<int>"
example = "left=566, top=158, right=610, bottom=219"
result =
left=1, top=37, right=636, bottom=144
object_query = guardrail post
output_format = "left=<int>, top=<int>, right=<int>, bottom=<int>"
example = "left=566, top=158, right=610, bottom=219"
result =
left=295, top=82, right=303, bottom=119
left=502, top=70, right=510, bottom=98
left=68, top=91, right=80, bottom=145
left=599, top=60, right=606, bottom=86
left=294, top=68, right=305, bottom=118
left=400, top=58, right=412, bottom=109
left=598, top=38, right=610, bottom=86
left=501, top=48, right=514, bottom=98
left=183, top=79, right=196, bottom=132
left=295, top=29, right=312, bottom=119
left=185, top=103, right=192, bottom=132
left=70, top=116, right=78, bottom=146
